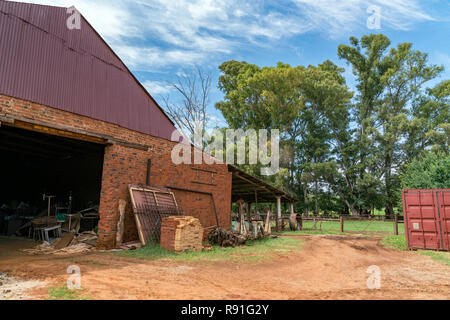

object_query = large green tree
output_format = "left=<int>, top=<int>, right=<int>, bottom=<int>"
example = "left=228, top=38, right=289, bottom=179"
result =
left=338, top=34, right=444, bottom=215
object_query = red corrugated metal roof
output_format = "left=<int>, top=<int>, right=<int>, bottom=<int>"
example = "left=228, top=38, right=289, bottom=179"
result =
left=0, top=0, right=177, bottom=141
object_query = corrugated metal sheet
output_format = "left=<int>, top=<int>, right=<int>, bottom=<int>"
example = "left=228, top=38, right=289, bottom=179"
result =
left=403, top=189, right=450, bottom=251
left=0, top=1, right=176, bottom=141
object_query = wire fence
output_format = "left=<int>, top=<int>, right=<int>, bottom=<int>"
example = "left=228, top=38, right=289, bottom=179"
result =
left=275, top=214, right=404, bottom=235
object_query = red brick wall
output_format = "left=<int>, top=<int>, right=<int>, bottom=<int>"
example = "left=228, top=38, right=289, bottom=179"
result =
left=0, top=95, right=232, bottom=249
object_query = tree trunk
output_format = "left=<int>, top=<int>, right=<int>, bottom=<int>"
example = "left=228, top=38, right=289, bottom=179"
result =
left=314, top=180, right=319, bottom=216
left=384, top=153, right=394, bottom=218
left=303, top=184, right=309, bottom=217
left=339, top=194, right=359, bottom=216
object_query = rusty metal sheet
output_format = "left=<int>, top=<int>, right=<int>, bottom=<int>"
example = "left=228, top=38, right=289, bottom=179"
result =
left=403, top=189, right=450, bottom=251
left=128, top=184, right=180, bottom=245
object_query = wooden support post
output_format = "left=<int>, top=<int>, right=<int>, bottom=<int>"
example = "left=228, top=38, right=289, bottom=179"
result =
left=246, top=202, right=252, bottom=223
left=254, top=189, right=258, bottom=215
left=264, top=207, right=271, bottom=234
left=237, top=199, right=247, bottom=235
left=246, top=202, right=252, bottom=233
left=276, top=196, right=281, bottom=232
left=116, top=199, right=127, bottom=247
left=394, top=213, right=399, bottom=235
left=340, top=215, right=344, bottom=233
left=289, top=203, right=297, bottom=231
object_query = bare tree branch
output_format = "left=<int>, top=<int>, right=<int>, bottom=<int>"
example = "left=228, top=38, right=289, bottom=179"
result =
left=162, top=68, right=212, bottom=149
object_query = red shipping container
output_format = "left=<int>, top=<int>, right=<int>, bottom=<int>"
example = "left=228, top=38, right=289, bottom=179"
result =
left=402, top=189, right=450, bottom=251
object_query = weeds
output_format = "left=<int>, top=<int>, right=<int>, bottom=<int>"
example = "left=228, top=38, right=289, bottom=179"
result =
left=47, top=285, right=92, bottom=300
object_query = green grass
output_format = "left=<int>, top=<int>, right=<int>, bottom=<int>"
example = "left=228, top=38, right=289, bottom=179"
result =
left=280, top=229, right=355, bottom=236
left=277, top=220, right=404, bottom=238
left=47, top=285, right=92, bottom=300
left=418, top=250, right=450, bottom=266
left=114, top=237, right=303, bottom=263
left=381, top=235, right=450, bottom=267
left=381, top=235, right=408, bottom=251
left=299, top=220, right=404, bottom=234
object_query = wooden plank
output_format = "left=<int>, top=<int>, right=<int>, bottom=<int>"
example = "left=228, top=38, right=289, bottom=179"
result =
left=53, top=232, right=74, bottom=249
left=116, top=199, right=126, bottom=247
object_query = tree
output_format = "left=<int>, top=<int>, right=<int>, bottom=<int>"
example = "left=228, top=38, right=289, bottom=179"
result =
left=216, top=61, right=304, bottom=193
left=162, top=68, right=212, bottom=148
left=338, top=34, right=444, bottom=216
left=405, top=80, right=450, bottom=158
left=401, top=151, right=450, bottom=189
left=216, top=60, right=354, bottom=214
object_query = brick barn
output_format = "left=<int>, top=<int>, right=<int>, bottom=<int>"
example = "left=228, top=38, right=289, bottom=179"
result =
left=0, top=2, right=295, bottom=250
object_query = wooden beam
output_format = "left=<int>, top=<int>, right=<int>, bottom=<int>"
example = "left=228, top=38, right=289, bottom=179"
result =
left=11, top=120, right=106, bottom=144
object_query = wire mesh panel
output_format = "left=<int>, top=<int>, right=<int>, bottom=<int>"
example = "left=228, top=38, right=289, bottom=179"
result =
left=128, top=184, right=183, bottom=245
left=135, top=204, right=183, bottom=244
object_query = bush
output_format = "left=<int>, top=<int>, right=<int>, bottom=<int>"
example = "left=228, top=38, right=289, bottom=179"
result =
left=401, top=151, right=450, bottom=189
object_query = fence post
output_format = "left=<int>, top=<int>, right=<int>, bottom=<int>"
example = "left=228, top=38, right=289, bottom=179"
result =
left=340, top=215, right=344, bottom=233
left=394, top=213, right=398, bottom=235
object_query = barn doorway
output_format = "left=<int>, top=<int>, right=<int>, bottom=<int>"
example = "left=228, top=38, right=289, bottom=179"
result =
left=0, top=125, right=105, bottom=242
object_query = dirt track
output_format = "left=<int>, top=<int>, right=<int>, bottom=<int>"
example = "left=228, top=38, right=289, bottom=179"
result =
left=0, top=234, right=449, bottom=300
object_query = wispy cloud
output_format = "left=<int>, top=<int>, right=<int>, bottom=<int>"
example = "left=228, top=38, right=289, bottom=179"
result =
left=18, top=0, right=435, bottom=71
left=142, top=80, right=172, bottom=95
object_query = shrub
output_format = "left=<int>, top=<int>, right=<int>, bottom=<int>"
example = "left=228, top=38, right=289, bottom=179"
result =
left=401, top=151, right=450, bottom=189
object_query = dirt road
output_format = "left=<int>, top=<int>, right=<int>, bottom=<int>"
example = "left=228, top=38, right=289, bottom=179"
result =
left=0, top=234, right=448, bottom=299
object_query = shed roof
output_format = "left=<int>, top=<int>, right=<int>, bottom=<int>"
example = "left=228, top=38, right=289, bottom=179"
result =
left=0, top=1, right=177, bottom=141
left=228, top=165, right=297, bottom=203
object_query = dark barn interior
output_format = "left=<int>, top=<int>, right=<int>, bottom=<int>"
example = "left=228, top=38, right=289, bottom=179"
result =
left=0, top=125, right=105, bottom=237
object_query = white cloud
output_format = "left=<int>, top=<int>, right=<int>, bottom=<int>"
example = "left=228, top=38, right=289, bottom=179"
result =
left=142, top=80, right=172, bottom=95
left=292, top=0, right=434, bottom=35
left=17, top=0, right=435, bottom=70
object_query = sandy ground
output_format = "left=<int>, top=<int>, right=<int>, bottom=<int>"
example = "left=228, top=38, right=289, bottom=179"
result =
left=0, top=234, right=448, bottom=300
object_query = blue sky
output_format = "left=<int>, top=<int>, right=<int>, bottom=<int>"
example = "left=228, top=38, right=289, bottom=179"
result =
left=22, top=0, right=450, bottom=127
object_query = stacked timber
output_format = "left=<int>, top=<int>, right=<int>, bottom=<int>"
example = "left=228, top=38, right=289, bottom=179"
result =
left=160, top=216, right=203, bottom=252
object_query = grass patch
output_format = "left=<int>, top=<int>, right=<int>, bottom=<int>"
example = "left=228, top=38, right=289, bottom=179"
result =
left=381, top=235, right=408, bottom=251
left=381, top=235, right=450, bottom=267
left=418, top=250, right=450, bottom=266
left=280, top=229, right=354, bottom=236
left=47, top=285, right=92, bottom=300
left=298, top=220, right=405, bottom=234
left=279, top=220, right=403, bottom=238
left=114, top=237, right=303, bottom=263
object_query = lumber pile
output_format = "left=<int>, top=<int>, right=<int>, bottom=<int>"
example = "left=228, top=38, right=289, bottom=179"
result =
left=160, top=216, right=203, bottom=252
left=207, top=227, right=247, bottom=247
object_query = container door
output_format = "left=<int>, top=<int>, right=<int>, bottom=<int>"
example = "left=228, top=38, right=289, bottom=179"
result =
left=403, top=191, right=441, bottom=250
left=436, top=191, right=450, bottom=251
